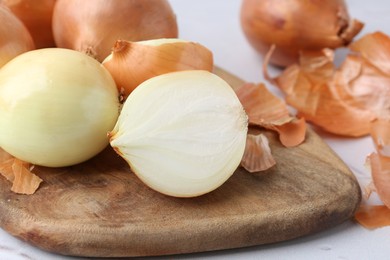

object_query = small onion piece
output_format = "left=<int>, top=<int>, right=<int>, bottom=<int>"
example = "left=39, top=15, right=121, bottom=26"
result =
left=109, top=70, right=248, bottom=197
left=1, top=0, right=56, bottom=48
left=0, top=48, right=120, bottom=167
left=102, top=38, right=214, bottom=98
left=52, top=0, right=178, bottom=62
left=240, top=0, right=364, bottom=67
left=0, top=4, right=34, bottom=67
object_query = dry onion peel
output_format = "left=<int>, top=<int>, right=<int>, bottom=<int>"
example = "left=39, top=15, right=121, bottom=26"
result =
left=241, top=134, right=275, bottom=173
left=349, top=31, right=390, bottom=76
left=355, top=118, right=390, bottom=228
left=235, top=82, right=306, bottom=147
left=356, top=154, right=390, bottom=229
left=365, top=118, right=390, bottom=202
left=371, top=118, right=390, bottom=157
left=2, top=0, right=56, bottom=48
left=363, top=181, right=376, bottom=201
left=0, top=152, right=42, bottom=195
left=102, top=38, right=213, bottom=99
left=266, top=40, right=389, bottom=136
left=355, top=205, right=390, bottom=229
left=52, top=0, right=178, bottom=62
left=240, top=0, right=363, bottom=67
left=0, top=4, right=35, bottom=67
left=109, top=70, right=248, bottom=197
left=368, top=152, right=390, bottom=209
left=271, top=117, right=306, bottom=148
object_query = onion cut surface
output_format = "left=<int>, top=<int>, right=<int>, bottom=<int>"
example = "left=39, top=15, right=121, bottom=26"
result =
left=109, top=70, right=248, bottom=197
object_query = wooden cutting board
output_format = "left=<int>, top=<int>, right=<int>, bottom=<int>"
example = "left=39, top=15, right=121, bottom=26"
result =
left=0, top=68, right=361, bottom=257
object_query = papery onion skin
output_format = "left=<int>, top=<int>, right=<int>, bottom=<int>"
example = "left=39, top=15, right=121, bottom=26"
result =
left=269, top=48, right=378, bottom=137
left=240, top=0, right=364, bottom=67
left=109, top=70, right=248, bottom=198
left=102, top=38, right=214, bottom=98
left=355, top=205, right=390, bottom=229
left=0, top=48, right=119, bottom=167
left=0, top=4, right=35, bottom=67
left=1, top=0, right=57, bottom=48
left=52, top=0, right=178, bottom=62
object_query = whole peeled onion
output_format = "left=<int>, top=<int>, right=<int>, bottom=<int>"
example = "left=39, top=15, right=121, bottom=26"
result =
left=240, top=0, right=364, bottom=67
left=0, top=48, right=119, bottom=167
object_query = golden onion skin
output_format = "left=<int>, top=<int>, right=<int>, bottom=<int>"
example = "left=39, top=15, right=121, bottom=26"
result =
left=240, top=0, right=363, bottom=67
left=52, top=0, right=178, bottom=62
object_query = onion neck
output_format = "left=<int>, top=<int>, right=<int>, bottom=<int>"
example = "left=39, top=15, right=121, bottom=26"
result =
left=336, top=6, right=364, bottom=44
left=112, top=40, right=132, bottom=59
left=339, top=19, right=364, bottom=44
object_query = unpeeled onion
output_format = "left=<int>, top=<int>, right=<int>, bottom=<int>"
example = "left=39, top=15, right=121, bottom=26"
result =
left=109, top=70, right=248, bottom=197
left=240, top=0, right=364, bottom=67
left=0, top=4, right=34, bottom=67
left=0, top=48, right=119, bottom=167
left=102, top=38, right=214, bottom=98
left=52, top=0, right=178, bottom=62
left=1, top=0, right=57, bottom=48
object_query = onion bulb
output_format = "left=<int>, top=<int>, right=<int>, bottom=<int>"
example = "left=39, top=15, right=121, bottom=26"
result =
left=0, top=48, right=119, bottom=167
left=240, top=0, right=364, bottom=67
left=52, top=0, right=178, bottom=62
left=1, top=0, right=56, bottom=48
left=0, top=4, right=34, bottom=67
left=109, top=70, right=248, bottom=197
left=102, top=38, right=214, bottom=99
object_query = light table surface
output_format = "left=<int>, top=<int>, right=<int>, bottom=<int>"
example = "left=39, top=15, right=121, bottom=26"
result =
left=1, top=0, right=390, bottom=259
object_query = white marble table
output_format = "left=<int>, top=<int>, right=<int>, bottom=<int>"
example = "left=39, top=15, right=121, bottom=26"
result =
left=1, top=0, right=390, bottom=259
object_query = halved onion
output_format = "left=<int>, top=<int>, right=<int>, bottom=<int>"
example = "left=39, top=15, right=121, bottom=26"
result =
left=109, top=70, right=248, bottom=197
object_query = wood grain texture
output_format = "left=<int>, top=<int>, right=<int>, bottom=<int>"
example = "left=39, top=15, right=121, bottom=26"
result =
left=0, top=68, right=361, bottom=257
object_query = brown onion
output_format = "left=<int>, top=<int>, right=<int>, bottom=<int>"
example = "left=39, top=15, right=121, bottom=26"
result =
left=1, top=0, right=56, bottom=48
left=52, top=0, right=178, bottom=62
left=240, top=0, right=364, bottom=67
left=0, top=4, right=34, bottom=67
left=102, top=38, right=213, bottom=99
